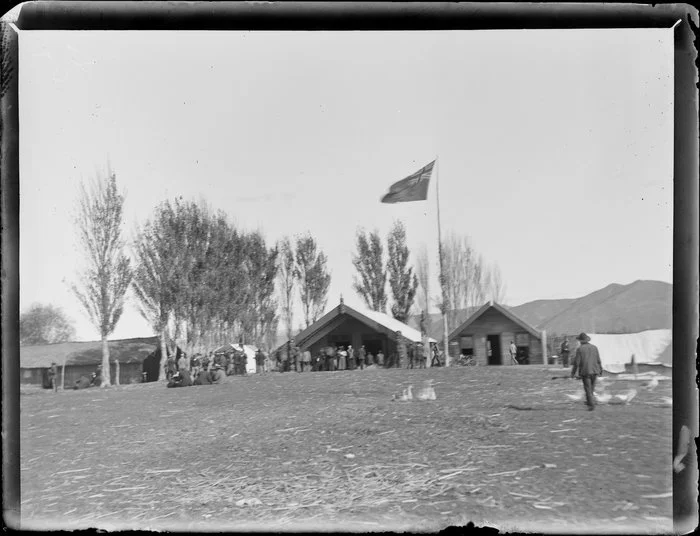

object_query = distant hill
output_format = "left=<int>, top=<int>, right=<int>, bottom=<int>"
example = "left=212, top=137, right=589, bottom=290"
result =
left=537, top=280, right=672, bottom=335
left=510, top=299, right=575, bottom=329
left=405, top=280, right=672, bottom=341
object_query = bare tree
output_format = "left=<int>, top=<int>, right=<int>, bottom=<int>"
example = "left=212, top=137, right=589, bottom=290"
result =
left=487, top=263, right=507, bottom=303
left=469, top=254, right=487, bottom=309
left=352, top=228, right=387, bottom=312
left=387, top=220, right=419, bottom=323
left=442, top=232, right=477, bottom=330
left=277, top=236, right=296, bottom=340
left=71, top=170, right=132, bottom=387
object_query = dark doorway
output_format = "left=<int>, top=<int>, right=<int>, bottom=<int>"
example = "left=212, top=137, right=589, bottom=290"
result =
left=331, top=339, right=352, bottom=351
left=363, top=339, right=383, bottom=359
left=516, top=346, right=530, bottom=364
left=486, top=335, right=501, bottom=365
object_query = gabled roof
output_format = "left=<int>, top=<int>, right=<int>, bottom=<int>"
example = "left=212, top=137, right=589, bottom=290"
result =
left=20, top=337, right=159, bottom=368
left=448, top=302, right=542, bottom=340
left=277, top=301, right=436, bottom=352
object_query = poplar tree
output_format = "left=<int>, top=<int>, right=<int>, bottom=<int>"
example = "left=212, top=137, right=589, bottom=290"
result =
left=71, top=170, right=132, bottom=387
left=294, top=234, right=331, bottom=328
left=351, top=228, right=387, bottom=312
left=277, top=236, right=296, bottom=340
left=387, top=220, right=419, bottom=323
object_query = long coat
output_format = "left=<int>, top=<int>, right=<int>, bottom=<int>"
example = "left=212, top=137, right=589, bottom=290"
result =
left=571, top=342, right=603, bottom=377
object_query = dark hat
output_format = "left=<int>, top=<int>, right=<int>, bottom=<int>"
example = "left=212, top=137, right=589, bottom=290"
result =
left=576, top=332, right=591, bottom=342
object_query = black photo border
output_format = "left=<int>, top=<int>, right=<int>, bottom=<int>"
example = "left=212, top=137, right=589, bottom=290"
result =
left=2, top=2, right=698, bottom=532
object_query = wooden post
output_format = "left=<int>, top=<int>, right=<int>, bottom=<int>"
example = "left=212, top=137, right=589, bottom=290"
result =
left=541, top=330, right=547, bottom=366
left=114, top=359, right=120, bottom=386
left=435, top=156, right=450, bottom=367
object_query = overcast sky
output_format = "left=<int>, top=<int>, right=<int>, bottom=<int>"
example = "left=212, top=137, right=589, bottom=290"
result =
left=19, top=29, right=673, bottom=342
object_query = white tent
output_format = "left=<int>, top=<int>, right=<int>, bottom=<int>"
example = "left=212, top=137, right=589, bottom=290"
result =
left=232, top=344, right=259, bottom=374
left=583, top=329, right=672, bottom=373
left=214, top=343, right=259, bottom=374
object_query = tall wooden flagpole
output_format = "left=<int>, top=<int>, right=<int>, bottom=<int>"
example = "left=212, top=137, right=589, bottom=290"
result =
left=434, top=156, right=450, bottom=367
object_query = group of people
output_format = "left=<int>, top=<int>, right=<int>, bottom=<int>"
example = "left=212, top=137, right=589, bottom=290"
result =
left=271, top=335, right=443, bottom=374
left=164, top=349, right=251, bottom=388
left=167, top=364, right=228, bottom=388
left=164, top=347, right=250, bottom=383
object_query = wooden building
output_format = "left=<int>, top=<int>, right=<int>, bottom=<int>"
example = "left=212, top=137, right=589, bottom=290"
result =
left=141, top=343, right=186, bottom=382
left=21, top=337, right=158, bottom=388
left=277, top=298, right=436, bottom=359
left=448, top=302, right=546, bottom=365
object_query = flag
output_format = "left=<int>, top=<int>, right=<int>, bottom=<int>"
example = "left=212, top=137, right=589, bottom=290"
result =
left=380, top=160, right=435, bottom=204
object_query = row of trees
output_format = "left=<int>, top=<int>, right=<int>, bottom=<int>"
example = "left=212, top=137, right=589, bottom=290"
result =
left=36, top=168, right=508, bottom=385
left=131, top=197, right=282, bottom=376
left=69, top=171, right=332, bottom=386
left=352, top=223, right=508, bottom=334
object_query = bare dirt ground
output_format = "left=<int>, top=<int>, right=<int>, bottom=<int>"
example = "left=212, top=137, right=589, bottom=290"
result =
left=19, top=366, right=673, bottom=533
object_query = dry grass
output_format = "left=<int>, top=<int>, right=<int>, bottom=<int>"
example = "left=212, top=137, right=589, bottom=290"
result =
left=20, top=366, right=673, bottom=532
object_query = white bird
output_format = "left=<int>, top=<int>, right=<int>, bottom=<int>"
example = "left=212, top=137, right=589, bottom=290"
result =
left=416, top=384, right=437, bottom=401
left=641, top=377, right=659, bottom=391
left=565, top=391, right=585, bottom=402
left=594, top=391, right=612, bottom=404
left=415, top=380, right=436, bottom=401
left=392, top=385, right=413, bottom=402
left=610, top=388, right=637, bottom=405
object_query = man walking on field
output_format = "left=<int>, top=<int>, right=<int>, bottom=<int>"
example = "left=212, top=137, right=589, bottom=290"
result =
left=570, top=332, right=603, bottom=411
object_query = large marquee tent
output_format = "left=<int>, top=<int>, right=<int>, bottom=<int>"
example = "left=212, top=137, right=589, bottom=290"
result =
left=584, top=329, right=672, bottom=373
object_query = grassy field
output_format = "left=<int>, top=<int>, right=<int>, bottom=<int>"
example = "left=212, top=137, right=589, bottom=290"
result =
left=19, top=365, right=673, bottom=533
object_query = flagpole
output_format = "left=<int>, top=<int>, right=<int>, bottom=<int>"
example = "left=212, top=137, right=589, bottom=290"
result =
left=435, top=156, right=451, bottom=367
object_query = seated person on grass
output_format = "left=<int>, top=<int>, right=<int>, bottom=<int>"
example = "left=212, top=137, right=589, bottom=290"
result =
left=73, top=375, right=92, bottom=390
left=167, top=369, right=193, bottom=388
left=210, top=365, right=225, bottom=384
left=193, top=368, right=213, bottom=385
